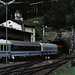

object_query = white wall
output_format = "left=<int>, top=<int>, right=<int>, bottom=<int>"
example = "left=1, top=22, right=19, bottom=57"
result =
left=0, top=20, right=22, bottom=31
left=24, top=27, right=35, bottom=42
left=0, top=20, right=35, bottom=42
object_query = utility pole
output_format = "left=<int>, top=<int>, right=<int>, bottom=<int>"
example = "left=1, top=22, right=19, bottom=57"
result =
left=71, top=26, right=74, bottom=55
left=0, top=0, right=15, bottom=63
left=43, top=25, right=45, bottom=43
left=43, top=25, right=47, bottom=43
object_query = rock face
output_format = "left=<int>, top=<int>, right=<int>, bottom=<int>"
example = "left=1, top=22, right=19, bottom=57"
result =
left=45, top=30, right=75, bottom=54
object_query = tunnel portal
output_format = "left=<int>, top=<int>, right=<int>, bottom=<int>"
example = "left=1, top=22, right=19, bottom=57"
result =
left=52, top=39, right=69, bottom=54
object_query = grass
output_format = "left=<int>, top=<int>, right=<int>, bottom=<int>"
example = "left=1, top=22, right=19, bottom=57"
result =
left=26, top=17, right=43, bottom=24
left=51, top=59, right=75, bottom=75
left=58, top=54, right=75, bottom=59
left=52, top=68, right=75, bottom=75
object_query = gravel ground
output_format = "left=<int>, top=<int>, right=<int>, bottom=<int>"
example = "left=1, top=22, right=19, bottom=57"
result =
left=0, top=59, right=64, bottom=75
left=0, top=59, right=58, bottom=68
left=0, top=62, right=25, bottom=68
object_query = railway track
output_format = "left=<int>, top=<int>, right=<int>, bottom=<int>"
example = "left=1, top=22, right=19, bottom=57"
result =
left=0, top=59, right=43, bottom=75
left=0, top=58, right=74, bottom=75
left=19, top=58, right=74, bottom=75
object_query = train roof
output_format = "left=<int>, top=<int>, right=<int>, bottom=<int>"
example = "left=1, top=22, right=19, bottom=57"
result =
left=0, top=39, right=40, bottom=46
left=40, top=43, right=57, bottom=47
left=0, top=39, right=11, bottom=44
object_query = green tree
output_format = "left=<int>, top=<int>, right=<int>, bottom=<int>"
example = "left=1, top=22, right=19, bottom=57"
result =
left=26, top=17, right=43, bottom=41
left=0, top=5, right=6, bottom=23
left=0, top=5, right=11, bottom=23
left=43, top=0, right=75, bottom=30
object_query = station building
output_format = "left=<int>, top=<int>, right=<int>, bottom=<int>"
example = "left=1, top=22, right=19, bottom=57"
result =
left=0, top=10, right=35, bottom=42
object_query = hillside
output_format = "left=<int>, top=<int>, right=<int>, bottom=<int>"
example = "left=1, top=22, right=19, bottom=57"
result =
left=0, top=0, right=50, bottom=23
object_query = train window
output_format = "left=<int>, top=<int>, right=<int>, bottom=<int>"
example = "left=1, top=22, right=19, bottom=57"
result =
left=12, top=46, right=20, bottom=51
left=53, top=48, right=54, bottom=50
left=35, top=47, right=37, bottom=51
left=11, top=45, right=14, bottom=51
left=54, top=48, right=56, bottom=50
left=13, top=46, right=17, bottom=51
left=8, top=45, right=10, bottom=51
left=48, top=47, right=49, bottom=50
left=32, top=46, right=33, bottom=51
left=49, top=47, right=51, bottom=50
left=47, top=47, right=48, bottom=50
left=45, top=47, right=46, bottom=50
left=1, top=45, right=3, bottom=51
left=4, top=45, right=10, bottom=51
left=16, top=46, right=19, bottom=51
left=25, top=46, right=28, bottom=51
left=33, top=46, right=35, bottom=51
left=4, top=45, right=6, bottom=51
left=0, top=45, right=1, bottom=51
left=53, top=48, right=55, bottom=50
left=52, top=47, right=53, bottom=50
left=19, top=46, right=22, bottom=51
left=54, top=48, right=55, bottom=50
left=33, top=47, right=35, bottom=51
left=21, top=46, right=23, bottom=51
left=30, top=46, right=32, bottom=51
left=23, top=46, right=26, bottom=51
left=48, top=47, right=50, bottom=50
left=38, top=47, right=41, bottom=51
left=36, top=47, right=38, bottom=51
left=52, top=47, right=54, bottom=50
left=25, top=46, right=27, bottom=51
left=3, top=45, right=4, bottom=51
left=51, top=47, right=52, bottom=50
left=43, top=47, right=45, bottom=50
left=46, top=47, right=47, bottom=50
left=31, top=46, right=33, bottom=51
left=44, top=47, right=46, bottom=50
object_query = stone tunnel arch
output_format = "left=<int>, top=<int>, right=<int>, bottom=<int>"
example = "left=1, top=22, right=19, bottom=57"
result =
left=52, top=39, right=69, bottom=54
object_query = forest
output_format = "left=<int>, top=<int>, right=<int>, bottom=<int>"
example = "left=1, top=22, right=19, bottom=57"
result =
left=0, top=0, right=75, bottom=30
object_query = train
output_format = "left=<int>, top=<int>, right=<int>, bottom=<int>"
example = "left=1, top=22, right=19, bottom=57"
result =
left=0, top=39, right=63, bottom=60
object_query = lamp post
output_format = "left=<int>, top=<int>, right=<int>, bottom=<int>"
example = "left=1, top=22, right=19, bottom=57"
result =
left=43, top=25, right=47, bottom=43
left=0, top=0, right=15, bottom=63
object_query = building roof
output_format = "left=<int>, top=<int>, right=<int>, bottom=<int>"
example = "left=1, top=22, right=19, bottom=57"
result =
left=23, top=21, right=35, bottom=28
left=15, top=10, right=19, bottom=14
left=12, top=19, right=35, bottom=28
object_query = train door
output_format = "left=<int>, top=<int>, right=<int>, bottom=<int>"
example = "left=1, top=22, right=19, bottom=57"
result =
left=0, top=44, right=10, bottom=59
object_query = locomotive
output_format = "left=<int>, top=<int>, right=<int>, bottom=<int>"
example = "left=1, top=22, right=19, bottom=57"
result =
left=0, top=39, right=63, bottom=60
